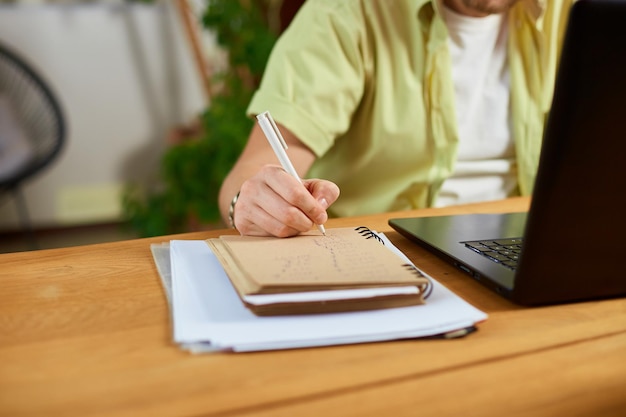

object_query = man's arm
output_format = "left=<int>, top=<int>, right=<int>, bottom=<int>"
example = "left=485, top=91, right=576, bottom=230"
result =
left=218, top=122, right=340, bottom=237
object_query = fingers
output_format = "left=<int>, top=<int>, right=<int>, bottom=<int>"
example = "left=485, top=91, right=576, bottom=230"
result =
left=233, top=165, right=339, bottom=237
left=236, top=179, right=311, bottom=237
left=304, top=178, right=340, bottom=225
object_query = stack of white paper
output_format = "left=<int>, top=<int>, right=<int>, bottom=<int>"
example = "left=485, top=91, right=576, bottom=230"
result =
left=151, top=233, right=487, bottom=353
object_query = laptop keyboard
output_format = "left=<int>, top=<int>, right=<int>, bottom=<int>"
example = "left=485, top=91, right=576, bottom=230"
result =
left=462, top=238, right=523, bottom=270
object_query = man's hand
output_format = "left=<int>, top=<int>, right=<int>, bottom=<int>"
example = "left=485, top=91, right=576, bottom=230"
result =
left=232, top=164, right=340, bottom=237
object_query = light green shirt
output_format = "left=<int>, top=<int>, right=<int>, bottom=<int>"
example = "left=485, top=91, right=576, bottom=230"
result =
left=247, top=0, right=574, bottom=217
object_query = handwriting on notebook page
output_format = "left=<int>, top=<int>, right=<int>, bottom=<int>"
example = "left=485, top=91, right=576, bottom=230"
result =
left=219, top=228, right=418, bottom=287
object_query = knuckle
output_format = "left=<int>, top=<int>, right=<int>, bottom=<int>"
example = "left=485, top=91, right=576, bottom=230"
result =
left=273, top=225, right=295, bottom=238
left=259, top=164, right=282, bottom=179
left=239, top=179, right=257, bottom=195
left=287, top=189, right=311, bottom=209
left=280, top=183, right=298, bottom=200
left=280, top=205, right=304, bottom=225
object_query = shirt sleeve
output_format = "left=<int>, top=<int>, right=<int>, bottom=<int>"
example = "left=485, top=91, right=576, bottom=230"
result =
left=247, top=0, right=367, bottom=157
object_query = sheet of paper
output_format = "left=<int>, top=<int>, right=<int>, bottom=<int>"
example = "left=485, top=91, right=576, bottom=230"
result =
left=156, top=233, right=487, bottom=352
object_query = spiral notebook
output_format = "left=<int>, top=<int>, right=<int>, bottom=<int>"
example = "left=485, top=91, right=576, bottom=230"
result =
left=206, top=227, right=431, bottom=315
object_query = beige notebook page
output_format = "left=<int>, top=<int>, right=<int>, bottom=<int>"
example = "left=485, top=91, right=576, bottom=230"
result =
left=214, top=227, right=427, bottom=294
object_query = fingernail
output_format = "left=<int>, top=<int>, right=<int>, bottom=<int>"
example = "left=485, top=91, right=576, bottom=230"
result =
left=318, top=197, right=329, bottom=209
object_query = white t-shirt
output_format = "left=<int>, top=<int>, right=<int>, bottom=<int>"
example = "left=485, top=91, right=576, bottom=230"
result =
left=435, top=5, right=518, bottom=207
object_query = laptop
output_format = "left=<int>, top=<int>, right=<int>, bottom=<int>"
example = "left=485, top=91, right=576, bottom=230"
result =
left=388, top=0, right=626, bottom=306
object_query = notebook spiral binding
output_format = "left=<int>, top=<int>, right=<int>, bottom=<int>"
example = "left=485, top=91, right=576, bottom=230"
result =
left=403, top=263, right=433, bottom=299
left=355, top=226, right=433, bottom=299
left=355, top=226, right=385, bottom=244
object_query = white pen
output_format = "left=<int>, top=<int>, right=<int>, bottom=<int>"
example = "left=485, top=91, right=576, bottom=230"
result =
left=256, top=110, right=327, bottom=236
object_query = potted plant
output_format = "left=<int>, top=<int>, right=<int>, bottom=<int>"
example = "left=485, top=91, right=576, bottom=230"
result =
left=122, top=0, right=281, bottom=237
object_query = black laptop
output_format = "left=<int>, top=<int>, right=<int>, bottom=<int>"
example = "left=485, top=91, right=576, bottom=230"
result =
left=389, top=0, right=626, bottom=306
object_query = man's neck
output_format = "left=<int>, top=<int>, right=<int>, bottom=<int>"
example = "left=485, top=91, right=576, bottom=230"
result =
left=442, top=0, right=518, bottom=17
left=443, top=0, right=489, bottom=17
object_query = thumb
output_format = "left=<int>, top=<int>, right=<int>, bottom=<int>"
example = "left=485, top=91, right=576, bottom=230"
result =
left=305, top=178, right=340, bottom=208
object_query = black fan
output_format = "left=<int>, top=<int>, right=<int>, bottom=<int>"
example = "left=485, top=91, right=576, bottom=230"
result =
left=0, top=42, right=65, bottom=248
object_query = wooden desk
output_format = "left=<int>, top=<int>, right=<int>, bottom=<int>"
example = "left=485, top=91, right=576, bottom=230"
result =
left=1, top=197, right=625, bottom=417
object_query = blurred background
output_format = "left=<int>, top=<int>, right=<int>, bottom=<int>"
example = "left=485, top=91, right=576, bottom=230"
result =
left=0, top=0, right=302, bottom=252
